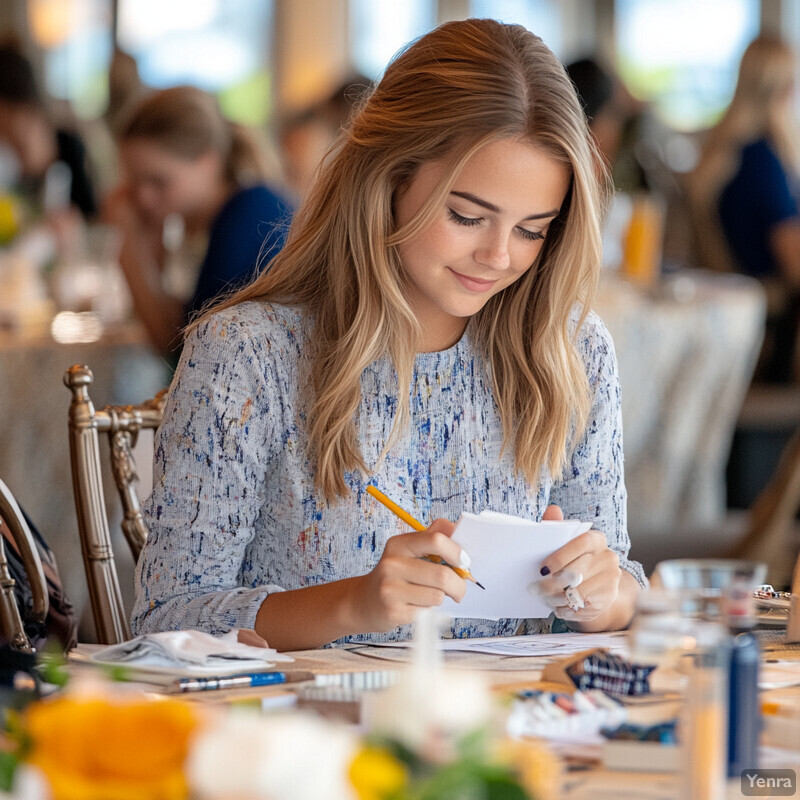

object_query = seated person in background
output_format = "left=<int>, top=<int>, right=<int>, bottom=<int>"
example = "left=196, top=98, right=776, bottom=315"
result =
left=565, top=56, right=663, bottom=194
left=0, top=42, right=97, bottom=221
left=279, top=75, right=372, bottom=201
left=104, top=47, right=146, bottom=136
left=688, top=36, right=800, bottom=384
left=106, top=86, right=294, bottom=359
left=566, top=56, right=680, bottom=272
left=132, top=19, right=645, bottom=651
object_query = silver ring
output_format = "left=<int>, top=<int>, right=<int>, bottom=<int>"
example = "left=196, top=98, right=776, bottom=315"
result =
left=565, top=585, right=585, bottom=611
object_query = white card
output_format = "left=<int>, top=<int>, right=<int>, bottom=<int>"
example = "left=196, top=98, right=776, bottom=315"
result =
left=441, top=512, right=592, bottom=620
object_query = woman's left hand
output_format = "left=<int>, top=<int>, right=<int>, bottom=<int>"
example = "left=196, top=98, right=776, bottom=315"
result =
left=533, top=504, right=622, bottom=623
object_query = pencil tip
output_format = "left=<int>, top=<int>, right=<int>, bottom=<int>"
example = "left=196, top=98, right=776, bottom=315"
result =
left=476, top=581, right=485, bottom=590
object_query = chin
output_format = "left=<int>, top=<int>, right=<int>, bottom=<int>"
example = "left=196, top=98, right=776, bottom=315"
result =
left=445, top=298, right=492, bottom=319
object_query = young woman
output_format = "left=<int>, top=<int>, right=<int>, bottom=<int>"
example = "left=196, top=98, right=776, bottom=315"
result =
left=133, top=19, right=645, bottom=650
left=106, top=86, right=293, bottom=358
left=0, top=45, right=97, bottom=229
left=687, top=36, right=800, bottom=383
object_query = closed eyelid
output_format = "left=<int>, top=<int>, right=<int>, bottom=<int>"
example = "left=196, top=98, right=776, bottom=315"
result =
left=518, top=220, right=549, bottom=235
left=448, top=207, right=482, bottom=224
left=450, top=190, right=559, bottom=222
left=447, top=203, right=481, bottom=219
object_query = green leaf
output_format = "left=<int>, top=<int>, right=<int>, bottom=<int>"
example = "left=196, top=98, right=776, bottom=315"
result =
left=455, top=727, right=492, bottom=762
left=0, top=750, right=18, bottom=792
left=36, top=646, right=70, bottom=688
left=482, top=773, right=533, bottom=800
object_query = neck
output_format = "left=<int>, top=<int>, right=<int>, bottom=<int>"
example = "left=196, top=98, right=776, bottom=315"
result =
left=188, top=180, right=236, bottom=233
left=418, top=317, right=468, bottom=353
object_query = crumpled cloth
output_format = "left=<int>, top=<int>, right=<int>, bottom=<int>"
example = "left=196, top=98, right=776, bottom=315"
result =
left=90, top=629, right=293, bottom=671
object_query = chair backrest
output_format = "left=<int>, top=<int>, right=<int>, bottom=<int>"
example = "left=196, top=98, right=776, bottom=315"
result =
left=0, top=479, right=48, bottom=652
left=732, top=424, right=800, bottom=588
left=64, top=364, right=166, bottom=644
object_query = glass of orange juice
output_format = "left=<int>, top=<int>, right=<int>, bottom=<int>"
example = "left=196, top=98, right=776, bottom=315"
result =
left=621, top=192, right=665, bottom=289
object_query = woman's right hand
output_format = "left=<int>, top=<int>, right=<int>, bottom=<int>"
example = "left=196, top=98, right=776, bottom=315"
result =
left=348, top=519, right=468, bottom=632
left=102, top=184, right=164, bottom=262
left=101, top=183, right=136, bottom=228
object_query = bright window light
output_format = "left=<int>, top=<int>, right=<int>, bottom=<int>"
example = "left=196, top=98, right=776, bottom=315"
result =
left=349, top=0, right=436, bottom=80
left=36, top=0, right=113, bottom=119
left=470, top=0, right=562, bottom=57
left=616, top=0, right=759, bottom=131
left=117, top=0, right=273, bottom=124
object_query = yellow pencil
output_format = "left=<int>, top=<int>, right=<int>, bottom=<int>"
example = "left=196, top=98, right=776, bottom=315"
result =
left=366, top=485, right=485, bottom=589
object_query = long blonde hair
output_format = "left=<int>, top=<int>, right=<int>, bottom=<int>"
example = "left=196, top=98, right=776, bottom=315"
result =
left=205, top=18, right=610, bottom=500
left=688, top=35, right=798, bottom=270
left=119, top=85, right=273, bottom=186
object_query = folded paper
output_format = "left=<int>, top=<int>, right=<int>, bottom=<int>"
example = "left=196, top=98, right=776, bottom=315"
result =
left=441, top=511, right=591, bottom=620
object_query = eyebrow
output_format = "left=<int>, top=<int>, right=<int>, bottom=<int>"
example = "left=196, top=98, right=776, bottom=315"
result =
left=450, top=190, right=559, bottom=221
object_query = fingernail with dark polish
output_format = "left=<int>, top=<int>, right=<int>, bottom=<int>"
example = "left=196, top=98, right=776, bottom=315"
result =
left=540, top=566, right=550, bottom=576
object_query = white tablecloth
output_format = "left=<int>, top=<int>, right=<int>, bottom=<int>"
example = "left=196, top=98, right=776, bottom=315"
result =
left=594, top=270, right=766, bottom=540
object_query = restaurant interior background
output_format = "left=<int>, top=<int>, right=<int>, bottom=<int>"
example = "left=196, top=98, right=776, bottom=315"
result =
left=1, top=0, right=800, bottom=642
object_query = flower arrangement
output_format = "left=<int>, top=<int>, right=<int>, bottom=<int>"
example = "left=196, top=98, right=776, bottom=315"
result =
left=353, top=611, right=562, bottom=800
left=349, top=729, right=558, bottom=800
left=2, top=685, right=198, bottom=800
left=23, top=693, right=197, bottom=800
left=0, top=684, right=561, bottom=800
left=0, top=618, right=561, bottom=800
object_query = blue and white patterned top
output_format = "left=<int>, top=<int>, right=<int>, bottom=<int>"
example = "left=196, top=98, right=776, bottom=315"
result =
left=132, top=300, right=645, bottom=642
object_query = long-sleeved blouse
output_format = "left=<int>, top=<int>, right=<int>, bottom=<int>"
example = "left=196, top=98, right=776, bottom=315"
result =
left=132, top=300, right=644, bottom=642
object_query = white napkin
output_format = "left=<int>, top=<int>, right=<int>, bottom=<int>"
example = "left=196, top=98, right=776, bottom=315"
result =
left=89, top=630, right=294, bottom=676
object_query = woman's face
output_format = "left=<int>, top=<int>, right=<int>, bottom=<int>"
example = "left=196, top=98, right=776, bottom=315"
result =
left=119, top=138, right=223, bottom=225
left=0, top=103, right=55, bottom=177
left=394, top=137, right=570, bottom=351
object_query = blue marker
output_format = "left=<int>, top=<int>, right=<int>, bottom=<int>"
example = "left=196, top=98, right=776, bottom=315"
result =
left=173, top=670, right=313, bottom=693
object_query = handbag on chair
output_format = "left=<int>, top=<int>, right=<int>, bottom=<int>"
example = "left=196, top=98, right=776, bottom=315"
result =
left=0, top=508, right=77, bottom=652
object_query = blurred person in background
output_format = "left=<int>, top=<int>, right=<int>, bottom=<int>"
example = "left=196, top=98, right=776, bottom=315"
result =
left=688, top=36, right=800, bottom=384
left=104, top=47, right=146, bottom=136
left=106, top=86, right=294, bottom=360
left=566, top=56, right=682, bottom=274
left=279, top=76, right=372, bottom=201
left=0, top=42, right=97, bottom=223
left=565, top=56, right=665, bottom=194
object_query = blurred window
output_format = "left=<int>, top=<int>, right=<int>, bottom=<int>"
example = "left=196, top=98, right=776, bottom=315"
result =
left=470, top=0, right=562, bottom=56
left=616, top=0, right=760, bottom=131
left=349, top=0, right=436, bottom=80
left=28, top=0, right=113, bottom=119
left=117, top=0, right=274, bottom=125
left=350, top=0, right=563, bottom=79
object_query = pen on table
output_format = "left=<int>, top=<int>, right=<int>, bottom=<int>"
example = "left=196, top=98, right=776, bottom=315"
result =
left=365, top=484, right=485, bottom=589
left=172, top=670, right=314, bottom=694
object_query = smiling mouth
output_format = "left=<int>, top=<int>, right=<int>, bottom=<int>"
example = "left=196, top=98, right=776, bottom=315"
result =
left=449, top=269, right=497, bottom=291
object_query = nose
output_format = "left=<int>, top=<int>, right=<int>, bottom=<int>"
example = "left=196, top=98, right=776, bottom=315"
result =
left=474, top=230, right=511, bottom=271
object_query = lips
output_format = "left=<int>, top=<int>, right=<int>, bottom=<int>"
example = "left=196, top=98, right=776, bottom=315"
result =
left=449, top=269, right=497, bottom=292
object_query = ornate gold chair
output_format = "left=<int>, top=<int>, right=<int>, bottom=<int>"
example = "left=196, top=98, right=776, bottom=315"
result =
left=0, top=478, right=47, bottom=652
left=64, top=364, right=167, bottom=644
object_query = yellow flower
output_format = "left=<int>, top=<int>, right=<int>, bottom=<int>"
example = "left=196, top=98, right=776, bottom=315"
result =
left=24, top=694, right=198, bottom=800
left=492, top=737, right=563, bottom=800
left=349, top=745, right=408, bottom=800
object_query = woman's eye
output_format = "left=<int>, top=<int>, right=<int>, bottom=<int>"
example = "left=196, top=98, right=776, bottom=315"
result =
left=517, top=227, right=545, bottom=242
left=448, top=208, right=481, bottom=227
